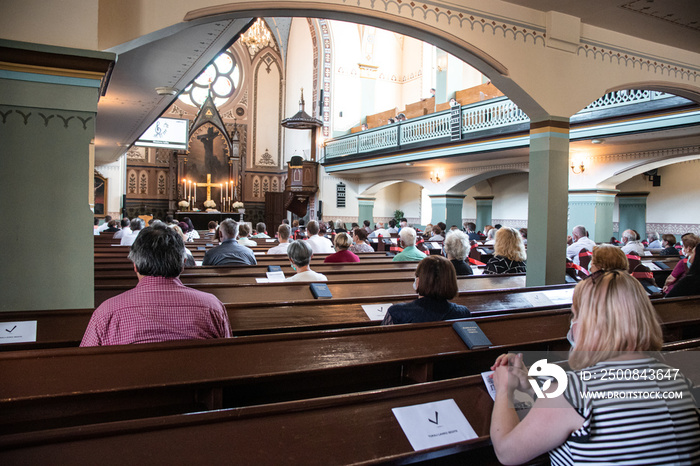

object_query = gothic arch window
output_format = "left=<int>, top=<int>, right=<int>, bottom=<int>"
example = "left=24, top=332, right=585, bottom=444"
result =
left=127, top=170, right=137, bottom=194
left=157, top=171, right=167, bottom=195
left=178, top=50, right=241, bottom=108
left=139, top=171, right=148, bottom=195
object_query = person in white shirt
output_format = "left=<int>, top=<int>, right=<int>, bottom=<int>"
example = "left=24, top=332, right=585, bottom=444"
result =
left=237, top=223, right=257, bottom=248
left=251, top=222, right=270, bottom=239
left=120, top=218, right=144, bottom=246
left=566, top=225, right=597, bottom=264
left=267, top=224, right=292, bottom=255
left=285, top=240, right=327, bottom=282
left=368, top=222, right=389, bottom=238
left=113, top=218, right=131, bottom=240
left=96, top=215, right=112, bottom=234
left=621, top=229, right=645, bottom=256
left=305, top=220, right=335, bottom=254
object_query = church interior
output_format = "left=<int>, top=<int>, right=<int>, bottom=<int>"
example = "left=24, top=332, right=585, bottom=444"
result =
left=1, top=0, right=700, bottom=463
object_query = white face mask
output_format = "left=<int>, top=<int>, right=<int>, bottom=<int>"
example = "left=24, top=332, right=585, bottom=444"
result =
left=567, top=320, right=577, bottom=348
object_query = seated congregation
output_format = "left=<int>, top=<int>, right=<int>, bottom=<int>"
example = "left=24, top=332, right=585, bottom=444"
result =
left=2, top=215, right=698, bottom=465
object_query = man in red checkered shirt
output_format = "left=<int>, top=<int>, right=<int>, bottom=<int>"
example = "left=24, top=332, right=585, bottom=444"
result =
left=81, top=223, right=232, bottom=346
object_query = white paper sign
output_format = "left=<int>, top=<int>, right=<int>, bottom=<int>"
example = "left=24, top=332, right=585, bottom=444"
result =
left=471, top=267, right=484, bottom=275
left=546, top=288, right=575, bottom=305
left=255, top=278, right=269, bottom=283
left=392, top=399, right=477, bottom=451
left=361, top=303, right=392, bottom=321
left=481, top=371, right=534, bottom=420
left=0, top=321, right=37, bottom=344
left=523, top=293, right=553, bottom=307
left=195, top=260, right=203, bottom=267
left=254, top=252, right=264, bottom=256
left=266, top=239, right=277, bottom=243
left=430, top=242, right=441, bottom=249
left=645, top=262, right=662, bottom=271
left=266, top=271, right=286, bottom=282
left=644, top=250, right=653, bottom=256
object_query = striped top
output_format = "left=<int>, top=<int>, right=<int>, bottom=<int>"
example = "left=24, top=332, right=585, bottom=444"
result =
left=550, top=358, right=700, bottom=465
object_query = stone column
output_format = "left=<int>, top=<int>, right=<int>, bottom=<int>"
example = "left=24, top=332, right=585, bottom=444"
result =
left=358, top=197, right=375, bottom=227
left=526, top=118, right=570, bottom=286
left=474, top=196, right=494, bottom=233
left=429, top=194, right=465, bottom=229
left=617, top=192, right=649, bottom=240
left=568, top=190, right=617, bottom=243
left=0, top=40, right=114, bottom=310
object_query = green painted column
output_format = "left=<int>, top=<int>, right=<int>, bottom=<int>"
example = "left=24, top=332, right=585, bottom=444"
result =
left=526, top=118, right=570, bottom=286
left=617, top=192, right=649, bottom=240
left=568, top=190, right=617, bottom=243
left=429, top=194, right=465, bottom=228
left=0, top=40, right=114, bottom=311
left=474, top=196, right=494, bottom=233
left=358, top=197, right=375, bottom=227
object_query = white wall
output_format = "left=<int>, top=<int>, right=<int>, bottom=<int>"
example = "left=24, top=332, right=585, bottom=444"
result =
left=284, top=18, right=315, bottom=164
left=96, top=155, right=126, bottom=219
left=613, top=159, right=700, bottom=234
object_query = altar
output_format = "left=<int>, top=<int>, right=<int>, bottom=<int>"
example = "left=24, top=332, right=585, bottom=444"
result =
left=175, top=212, right=243, bottom=230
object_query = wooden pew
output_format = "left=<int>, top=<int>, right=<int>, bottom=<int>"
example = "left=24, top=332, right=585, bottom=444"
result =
left=404, top=98, right=435, bottom=119
left=455, top=82, right=503, bottom=105
left=4, top=344, right=696, bottom=465
left=1, top=298, right=698, bottom=436
left=366, top=106, right=399, bottom=128
left=0, top=280, right=569, bottom=350
left=93, top=273, right=532, bottom=307
left=0, top=375, right=505, bottom=465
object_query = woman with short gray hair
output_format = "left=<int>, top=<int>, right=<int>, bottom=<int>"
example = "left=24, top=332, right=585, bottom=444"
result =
left=285, top=240, right=327, bottom=282
left=444, top=230, right=474, bottom=276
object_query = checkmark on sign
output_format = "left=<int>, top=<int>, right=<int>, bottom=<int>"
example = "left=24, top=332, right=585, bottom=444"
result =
left=5, top=326, right=17, bottom=333
left=428, top=411, right=439, bottom=425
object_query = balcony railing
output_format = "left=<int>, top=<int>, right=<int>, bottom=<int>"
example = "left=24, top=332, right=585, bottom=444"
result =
left=322, top=91, right=673, bottom=161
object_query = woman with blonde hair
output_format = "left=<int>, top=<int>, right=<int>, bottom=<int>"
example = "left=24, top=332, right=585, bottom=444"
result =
left=484, top=227, right=526, bottom=274
left=323, top=232, right=360, bottom=263
left=589, top=243, right=628, bottom=273
left=489, top=271, right=699, bottom=465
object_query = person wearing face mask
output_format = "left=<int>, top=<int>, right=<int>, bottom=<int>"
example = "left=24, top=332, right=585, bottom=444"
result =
left=381, top=255, right=470, bottom=325
left=489, top=270, right=699, bottom=465
left=665, top=244, right=699, bottom=298
left=285, top=240, right=327, bottom=282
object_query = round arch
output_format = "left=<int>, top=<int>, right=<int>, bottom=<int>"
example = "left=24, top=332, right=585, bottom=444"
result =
left=598, top=153, right=700, bottom=189
left=445, top=167, right=530, bottom=195
left=175, top=1, right=700, bottom=119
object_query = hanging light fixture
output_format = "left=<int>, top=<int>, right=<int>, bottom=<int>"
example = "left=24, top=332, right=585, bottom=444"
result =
left=240, top=18, right=273, bottom=55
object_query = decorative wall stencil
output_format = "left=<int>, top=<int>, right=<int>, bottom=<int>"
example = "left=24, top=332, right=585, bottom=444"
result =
left=127, top=147, right=146, bottom=160
left=139, top=171, right=148, bottom=194
left=155, top=149, right=170, bottom=164
left=272, top=177, right=279, bottom=192
left=157, top=171, right=167, bottom=195
left=258, top=149, right=276, bottom=165
left=253, top=176, right=261, bottom=198
left=127, top=170, right=137, bottom=194
left=0, top=107, right=94, bottom=129
left=262, top=176, right=270, bottom=195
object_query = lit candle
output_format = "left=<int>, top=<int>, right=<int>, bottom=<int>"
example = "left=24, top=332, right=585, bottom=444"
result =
left=220, top=184, right=223, bottom=205
left=194, top=182, right=196, bottom=203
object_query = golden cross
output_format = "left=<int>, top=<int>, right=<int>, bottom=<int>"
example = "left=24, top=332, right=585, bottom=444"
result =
left=196, top=174, right=219, bottom=201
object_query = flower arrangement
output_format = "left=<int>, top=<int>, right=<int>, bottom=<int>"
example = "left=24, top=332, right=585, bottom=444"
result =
left=232, top=201, right=244, bottom=209
left=178, top=200, right=189, bottom=209
left=203, top=199, right=216, bottom=209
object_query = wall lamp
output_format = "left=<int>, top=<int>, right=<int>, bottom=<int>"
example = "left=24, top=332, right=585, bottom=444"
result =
left=430, top=170, right=441, bottom=183
left=570, top=160, right=585, bottom=175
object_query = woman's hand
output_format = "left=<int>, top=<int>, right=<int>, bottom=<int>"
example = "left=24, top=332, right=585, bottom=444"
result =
left=491, top=353, right=530, bottom=396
